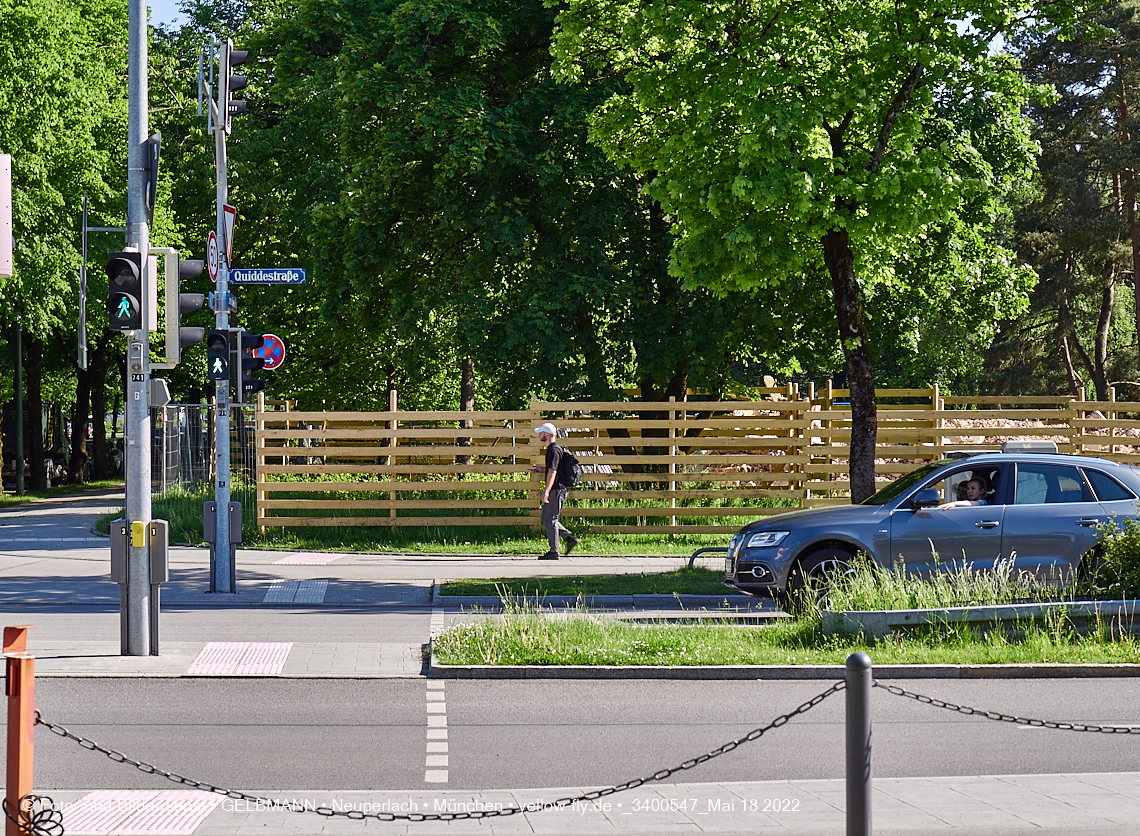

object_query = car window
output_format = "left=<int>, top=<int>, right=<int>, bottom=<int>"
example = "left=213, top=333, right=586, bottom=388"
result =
left=1083, top=468, right=1135, bottom=502
left=934, top=466, right=1002, bottom=505
left=1014, top=463, right=1092, bottom=504
left=861, top=461, right=946, bottom=505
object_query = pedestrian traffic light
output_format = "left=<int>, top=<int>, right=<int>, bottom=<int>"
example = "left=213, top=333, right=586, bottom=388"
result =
left=152, top=249, right=207, bottom=369
left=239, top=331, right=267, bottom=401
left=106, top=250, right=143, bottom=330
left=206, top=330, right=229, bottom=380
left=221, top=38, right=247, bottom=134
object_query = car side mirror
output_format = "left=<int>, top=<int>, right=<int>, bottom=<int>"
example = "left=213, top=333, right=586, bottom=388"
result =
left=909, top=489, right=941, bottom=509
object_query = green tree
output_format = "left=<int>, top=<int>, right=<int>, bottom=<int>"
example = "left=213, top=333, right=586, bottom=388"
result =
left=989, top=3, right=1140, bottom=401
left=552, top=0, right=1078, bottom=500
left=257, top=0, right=796, bottom=418
left=0, top=0, right=128, bottom=486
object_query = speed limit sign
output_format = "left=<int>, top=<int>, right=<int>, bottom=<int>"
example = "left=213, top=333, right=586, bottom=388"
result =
left=207, top=231, right=219, bottom=280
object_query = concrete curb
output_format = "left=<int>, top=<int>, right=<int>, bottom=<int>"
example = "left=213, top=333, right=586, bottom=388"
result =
left=426, top=650, right=1140, bottom=680
left=430, top=586, right=764, bottom=610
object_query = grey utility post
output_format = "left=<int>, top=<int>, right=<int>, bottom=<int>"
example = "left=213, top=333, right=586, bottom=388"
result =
left=846, top=651, right=873, bottom=836
left=204, top=35, right=234, bottom=592
left=123, top=0, right=153, bottom=654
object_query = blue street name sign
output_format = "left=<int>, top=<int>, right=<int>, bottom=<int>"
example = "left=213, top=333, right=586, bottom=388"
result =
left=229, top=268, right=306, bottom=285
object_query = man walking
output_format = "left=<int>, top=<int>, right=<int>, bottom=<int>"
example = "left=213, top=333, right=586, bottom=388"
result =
left=533, top=422, right=580, bottom=560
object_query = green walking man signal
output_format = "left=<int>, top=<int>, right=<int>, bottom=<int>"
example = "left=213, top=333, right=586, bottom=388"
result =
left=206, top=330, right=229, bottom=379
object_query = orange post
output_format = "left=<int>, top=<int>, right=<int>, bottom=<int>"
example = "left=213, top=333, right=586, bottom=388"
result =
left=5, top=625, right=35, bottom=836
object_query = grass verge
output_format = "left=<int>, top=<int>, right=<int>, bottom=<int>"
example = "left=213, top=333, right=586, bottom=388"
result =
left=433, top=560, right=1140, bottom=667
left=438, top=567, right=732, bottom=597
left=432, top=602, right=1140, bottom=666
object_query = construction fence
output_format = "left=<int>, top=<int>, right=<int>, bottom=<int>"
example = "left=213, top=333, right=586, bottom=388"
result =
left=250, top=385, right=1140, bottom=536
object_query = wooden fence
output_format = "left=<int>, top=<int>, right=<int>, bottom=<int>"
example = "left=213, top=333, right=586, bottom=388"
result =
left=253, top=385, right=1140, bottom=535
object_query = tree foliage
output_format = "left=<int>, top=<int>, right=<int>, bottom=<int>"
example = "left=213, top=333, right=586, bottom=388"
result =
left=552, top=0, right=1075, bottom=498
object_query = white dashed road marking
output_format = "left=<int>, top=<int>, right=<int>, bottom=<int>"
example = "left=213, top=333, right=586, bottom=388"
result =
left=425, top=681, right=448, bottom=783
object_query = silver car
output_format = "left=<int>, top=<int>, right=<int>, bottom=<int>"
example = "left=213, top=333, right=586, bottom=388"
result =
left=724, top=447, right=1140, bottom=605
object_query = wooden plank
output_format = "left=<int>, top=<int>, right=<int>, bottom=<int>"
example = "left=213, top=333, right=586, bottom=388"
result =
left=261, top=499, right=534, bottom=510
left=1071, top=419, right=1140, bottom=429
left=561, top=507, right=766, bottom=517
left=259, top=480, right=533, bottom=492
left=258, top=516, right=536, bottom=527
left=941, top=396, right=1075, bottom=405
left=258, top=410, right=533, bottom=422
left=259, top=464, right=527, bottom=475
left=536, top=400, right=812, bottom=412
left=259, top=427, right=530, bottom=440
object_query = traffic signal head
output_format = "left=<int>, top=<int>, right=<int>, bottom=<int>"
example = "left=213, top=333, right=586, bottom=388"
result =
left=239, top=331, right=268, bottom=401
left=206, top=330, right=230, bottom=380
left=106, top=250, right=143, bottom=330
left=221, top=38, right=248, bottom=134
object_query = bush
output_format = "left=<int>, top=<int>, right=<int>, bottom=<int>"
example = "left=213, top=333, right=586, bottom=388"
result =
left=1089, top=517, right=1140, bottom=599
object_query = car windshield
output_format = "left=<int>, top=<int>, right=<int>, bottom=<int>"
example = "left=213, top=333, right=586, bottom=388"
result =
left=860, top=461, right=948, bottom=506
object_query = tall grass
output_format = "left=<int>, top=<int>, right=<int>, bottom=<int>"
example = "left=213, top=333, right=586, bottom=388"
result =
left=821, top=556, right=1066, bottom=613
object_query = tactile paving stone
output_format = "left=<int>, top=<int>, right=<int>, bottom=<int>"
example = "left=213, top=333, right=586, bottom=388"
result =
left=272, top=552, right=342, bottom=565
left=61, top=789, right=221, bottom=835
left=185, top=642, right=293, bottom=675
left=261, top=579, right=328, bottom=604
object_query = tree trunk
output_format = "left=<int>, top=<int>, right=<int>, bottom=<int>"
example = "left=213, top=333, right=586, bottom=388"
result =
left=89, top=343, right=112, bottom=480
left=68, top=360, right=92, bottom=484
left=822, top=226, right=877, bottom=503
left=1059, top=334, right=1082, bottom=398
left=457, top=356, right=474, bottom=466
left=25, top=338, right=46, bottom=490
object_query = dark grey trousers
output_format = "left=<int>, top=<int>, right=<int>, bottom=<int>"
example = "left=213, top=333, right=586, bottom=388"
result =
left=541, top=485, right=574, bottom=555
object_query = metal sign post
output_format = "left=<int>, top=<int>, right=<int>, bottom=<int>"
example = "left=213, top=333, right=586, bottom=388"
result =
left=123, top=0, right=153, bottom=654
left=204, top=38, right=234, bottom=593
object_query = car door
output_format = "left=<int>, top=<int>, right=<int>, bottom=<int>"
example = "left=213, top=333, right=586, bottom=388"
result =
left=999, top=462, right=1105, bottom=581
left=889, top=464, right=1006, bottom=574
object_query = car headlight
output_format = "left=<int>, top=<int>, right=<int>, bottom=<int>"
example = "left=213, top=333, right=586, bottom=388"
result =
left=746, top=530, right=790, bottom=548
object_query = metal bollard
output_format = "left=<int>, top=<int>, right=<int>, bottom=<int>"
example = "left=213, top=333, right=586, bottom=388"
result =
left=4, top=625, right=36, bottom=836
left=846, top=651, right=872, bottom=836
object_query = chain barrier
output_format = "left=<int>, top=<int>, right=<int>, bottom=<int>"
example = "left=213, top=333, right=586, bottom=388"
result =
left=875, top=681, right=1140, bottom=733
left=34, top=681, right=844, bottom=823
left=3, top=794, right=65, bottom=836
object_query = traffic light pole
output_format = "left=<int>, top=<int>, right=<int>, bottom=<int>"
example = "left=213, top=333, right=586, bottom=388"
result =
left=124, top=0, right=152, bottom=653
left=211, top=40, right=233, bottom=593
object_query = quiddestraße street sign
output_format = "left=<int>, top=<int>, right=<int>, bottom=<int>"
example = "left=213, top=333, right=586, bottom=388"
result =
left=229, top=268, right=306, bottom=285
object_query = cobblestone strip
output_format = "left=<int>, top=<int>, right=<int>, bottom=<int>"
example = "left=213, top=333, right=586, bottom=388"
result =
left=425, top=681, right=449, bottom=783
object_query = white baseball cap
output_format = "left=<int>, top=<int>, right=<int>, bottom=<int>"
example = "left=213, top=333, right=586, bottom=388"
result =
left=535, top=422, right=557, bottom=436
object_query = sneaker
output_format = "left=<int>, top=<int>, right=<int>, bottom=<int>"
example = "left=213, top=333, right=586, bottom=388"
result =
left=564, top=536, right=580, bottom=556
left=539, top=551, right=559, bottom=560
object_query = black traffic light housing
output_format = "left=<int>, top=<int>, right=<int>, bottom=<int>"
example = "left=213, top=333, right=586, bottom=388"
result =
left=239, top=330, right=267, bottom=402
left=206, top=330, right=230, bottom=380
left=221, top=38, right=248, bottom=134
left=106, top=250, right=143, bottom=330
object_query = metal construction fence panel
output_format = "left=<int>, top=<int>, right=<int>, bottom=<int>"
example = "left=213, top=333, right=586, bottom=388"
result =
left=150, top=404, right=256, bottom=524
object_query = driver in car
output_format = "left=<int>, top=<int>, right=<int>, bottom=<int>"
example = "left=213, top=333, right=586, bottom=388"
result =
left=939, top=477, right=988, bottom=509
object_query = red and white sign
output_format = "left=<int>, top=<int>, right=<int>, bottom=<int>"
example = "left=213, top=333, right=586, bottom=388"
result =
left=222, top=204, right=237, bottom=263
left=256, top=333, right=286, bottom=370
left=206, top=231, right=219, bottom=280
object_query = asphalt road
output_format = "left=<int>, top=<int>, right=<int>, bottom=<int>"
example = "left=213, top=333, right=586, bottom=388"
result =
left=19, top=677, right=1140, bottom=793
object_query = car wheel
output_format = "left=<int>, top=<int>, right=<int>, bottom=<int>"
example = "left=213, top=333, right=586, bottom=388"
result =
left=781, top=549, right=855, bottom=614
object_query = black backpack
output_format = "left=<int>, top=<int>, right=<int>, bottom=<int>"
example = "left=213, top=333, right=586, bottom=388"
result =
left=556, top=446, right=582, bottom=488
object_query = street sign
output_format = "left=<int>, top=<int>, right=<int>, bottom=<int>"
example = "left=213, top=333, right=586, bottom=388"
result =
left=229, top=268, right=306, bottom=285
left=207, top=231, right=219, bottom=280
left=256, top=333, right=286, bottom=370
left=222, top=204, right=236, bottom=263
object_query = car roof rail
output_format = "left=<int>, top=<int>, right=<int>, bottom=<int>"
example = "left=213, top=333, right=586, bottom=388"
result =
left=1000, top=440, right=1059, bottom=454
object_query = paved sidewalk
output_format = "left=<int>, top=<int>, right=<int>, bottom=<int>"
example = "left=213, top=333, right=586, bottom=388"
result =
left=37, top=773, right=1140, bottom=835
